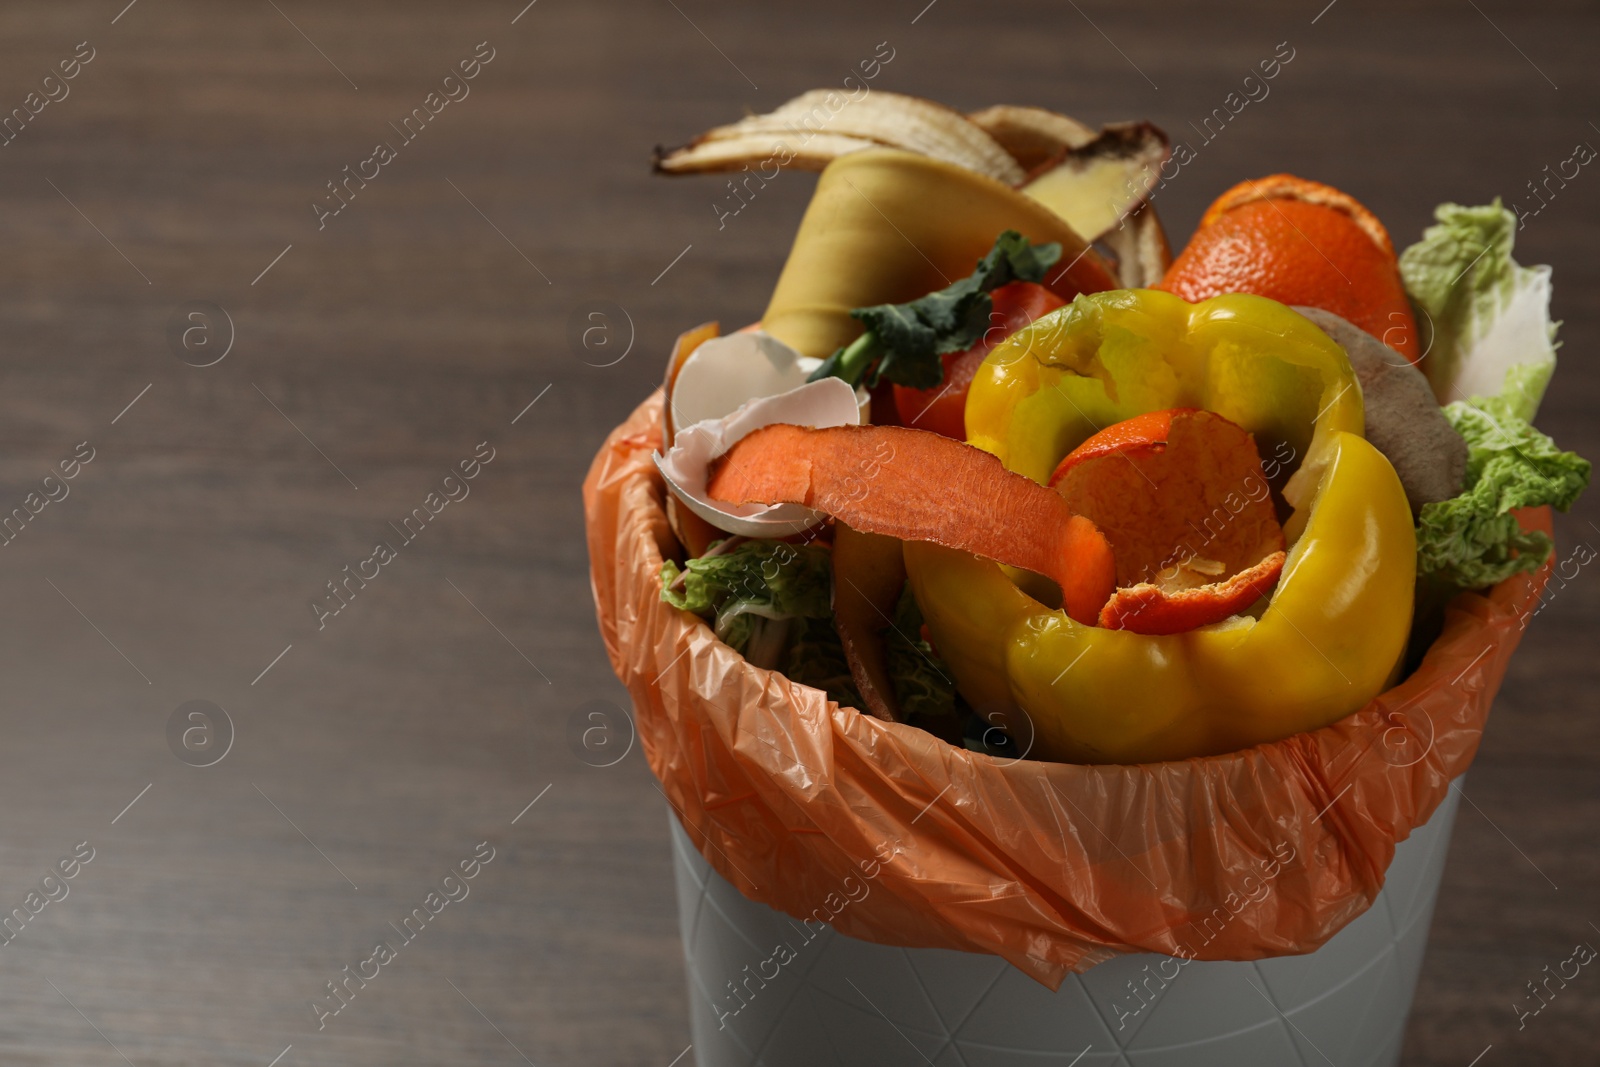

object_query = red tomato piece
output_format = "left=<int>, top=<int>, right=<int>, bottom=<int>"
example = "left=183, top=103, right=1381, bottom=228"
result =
left=892, top=281, right=1067, bottom=438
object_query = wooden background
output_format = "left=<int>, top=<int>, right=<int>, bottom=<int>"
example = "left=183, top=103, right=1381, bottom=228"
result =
left=0, top=1, right=1593, bottom=1064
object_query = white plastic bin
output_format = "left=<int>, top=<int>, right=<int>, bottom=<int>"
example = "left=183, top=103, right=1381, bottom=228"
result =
left=671, top=784, right=1461, bottom=1067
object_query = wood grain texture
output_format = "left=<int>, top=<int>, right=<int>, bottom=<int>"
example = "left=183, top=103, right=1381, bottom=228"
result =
left=0, top=1, right=1592, bottom=1063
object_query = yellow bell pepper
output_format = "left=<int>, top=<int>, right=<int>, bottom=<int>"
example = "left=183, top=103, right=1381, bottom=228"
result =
left=904, top=289, right=1416, bottom=763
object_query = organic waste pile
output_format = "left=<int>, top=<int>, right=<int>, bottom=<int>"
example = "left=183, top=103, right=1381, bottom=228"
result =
left=646, top=92, right=1589, bottom=765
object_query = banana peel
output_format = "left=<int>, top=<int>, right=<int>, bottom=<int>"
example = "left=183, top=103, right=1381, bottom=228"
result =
left=1021, top=121, right=1171, bottom=246
left=1103, top=202, right=1173, bottom=288
left=1016, top=120, right=1173, bottom=288
left=655, top=131, right=893, bottom=176
left=966, top=104, right=1097, bottom=171
left=655, top=89, right=1025, bottom=185
left=655, top=91, right=1173, bottom=304
left=760, top=149, right=1118, bottom=360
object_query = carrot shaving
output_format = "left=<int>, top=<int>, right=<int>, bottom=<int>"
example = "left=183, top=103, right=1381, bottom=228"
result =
left=708, top=423, right=1115, bottom=625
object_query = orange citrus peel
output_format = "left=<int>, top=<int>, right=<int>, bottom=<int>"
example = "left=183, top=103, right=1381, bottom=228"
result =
left=1159, top=173, right=1420, bottom=360
left=1050, top=408, right=1286, bottom=635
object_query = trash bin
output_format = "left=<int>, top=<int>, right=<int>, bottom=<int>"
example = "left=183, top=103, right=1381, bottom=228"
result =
left=585, top=394, right=1550, bottom=1067
left=672, top=782, right=1462, bottom=1067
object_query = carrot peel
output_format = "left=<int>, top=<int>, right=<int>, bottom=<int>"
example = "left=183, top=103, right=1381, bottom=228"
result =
left=707, top=423, right=1115, bottom=625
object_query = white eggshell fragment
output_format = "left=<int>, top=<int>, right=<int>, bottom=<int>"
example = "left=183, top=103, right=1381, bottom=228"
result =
left=668, top=331, right=814, bottom=430
left=655, top=377, right=861, bottom=538
left=666, top=330, right=869, bottom=436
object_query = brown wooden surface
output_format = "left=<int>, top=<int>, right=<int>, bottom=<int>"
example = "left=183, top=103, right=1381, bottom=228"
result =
left=0, top=1, right=1594, bottom=1063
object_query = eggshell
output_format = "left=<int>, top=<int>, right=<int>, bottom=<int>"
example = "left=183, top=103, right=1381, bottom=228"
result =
left=665, top=330, right=869, bottom=439
left=654, top=377, right=862, bottom=537
left=667, top=332, right=815, bottom=429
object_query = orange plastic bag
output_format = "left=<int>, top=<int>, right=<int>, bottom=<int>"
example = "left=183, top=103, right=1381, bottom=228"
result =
left=584, top=391, right=1551, bottom=988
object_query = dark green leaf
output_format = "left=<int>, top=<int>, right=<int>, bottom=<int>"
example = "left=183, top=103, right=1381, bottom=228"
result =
left=813, top=230, right=1062, bottom=391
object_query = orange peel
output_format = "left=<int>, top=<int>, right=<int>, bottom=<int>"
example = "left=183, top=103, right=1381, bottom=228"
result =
left=1159, top=174, right=1420, bottom=361
left=1051, top=408, right=1286, bottom=634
